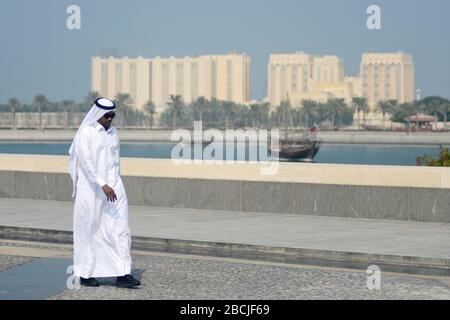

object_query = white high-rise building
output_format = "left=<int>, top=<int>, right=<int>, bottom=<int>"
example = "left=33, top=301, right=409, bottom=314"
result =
left=360, top=52, right=414, bottom=110
left=91, top=56, right=151, bottom=112
left=268, top=53, right=314, bottom=107
left=312, top=55, right=344, bottom=84
left=92, top=53, right=251, bottom=111
left=345, top=76, right=363, bottom=98
left=268, top=53, right=344, bottom=107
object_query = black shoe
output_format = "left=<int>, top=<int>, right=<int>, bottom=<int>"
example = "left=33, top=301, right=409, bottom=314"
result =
left=116, top=274, right=141, bottom=288
left=80, top=277, right=100, bottom=287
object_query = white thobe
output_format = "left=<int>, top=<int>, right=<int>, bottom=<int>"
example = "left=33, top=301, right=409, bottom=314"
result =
left=73, top=122, right=131, bottom=278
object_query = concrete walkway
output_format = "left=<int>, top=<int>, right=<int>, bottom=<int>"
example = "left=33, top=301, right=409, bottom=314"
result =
left=0, top=198, right=449, bottom=275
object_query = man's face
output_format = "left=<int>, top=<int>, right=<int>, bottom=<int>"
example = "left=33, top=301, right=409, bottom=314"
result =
left=98, top=111, right=116, bottom=130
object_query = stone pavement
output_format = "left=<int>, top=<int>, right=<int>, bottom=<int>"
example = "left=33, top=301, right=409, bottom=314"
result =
left=1, top=247, right=450, bottom=300
left=0, top=198, right=449, bottom=276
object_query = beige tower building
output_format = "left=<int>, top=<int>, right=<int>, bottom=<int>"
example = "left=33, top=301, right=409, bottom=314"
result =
left=92, top=53, right=250, bottom=111
left=268, top=53, right=345, bottom=107
left=360, top=52, right=414, bottom=110
left=91, top=56, right=151, bottom=112
left=268, top=53, right=314, bottom=107
left=344, top=76, right=363, bottom=98
left=312, top=55, right=344, bottom=84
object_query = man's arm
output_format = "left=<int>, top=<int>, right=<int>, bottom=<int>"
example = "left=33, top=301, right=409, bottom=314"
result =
left=76, top=129, right=117, bottom=202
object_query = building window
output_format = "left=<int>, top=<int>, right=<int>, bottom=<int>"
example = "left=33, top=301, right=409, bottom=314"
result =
left=302, top=65, right=308, bottom=92
left=210, top=60, right=216, bottom=98
left=162, top=63, right=169, bottom=105
left=269, top=65, right=276, bottom=102
left=280, top=65, right=287, bottom=100
left=115, top=63, right=122, bottom=93
left=176, top=62, right=184, bottom=96
left=227, top=60, right=233, bottom=101
left=101, top=62, right=108, bottom=97
left=129, top=63, right=137, bottom=104
left=291, top=65, right=297, bottom=92
left=191, top=62, right=199, bottom=100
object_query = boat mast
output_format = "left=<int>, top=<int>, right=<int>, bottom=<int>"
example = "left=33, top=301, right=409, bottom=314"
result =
left=284, top=92, right=293, bottom=140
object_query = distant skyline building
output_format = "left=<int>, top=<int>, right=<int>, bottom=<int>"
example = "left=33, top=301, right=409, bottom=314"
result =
left=92, top=50, right=415, bottom=120
left=360, top=52, right=415, bottom=110
left=312, top=55, right=344, bottom=84
left=344, top=76, right=363, bottom=98
left=268, top=52, right=346, bottom=107
left=268, top=52, right=314, bottom=107
left=92, top=53, right=251, bottom=111
left=92, top=56, right=151, bottom=112
left=268, top=51, right=415, bottom=114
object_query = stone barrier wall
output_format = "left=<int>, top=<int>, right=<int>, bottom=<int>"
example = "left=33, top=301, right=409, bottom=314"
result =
left=0, top=170, right=448, bottom=223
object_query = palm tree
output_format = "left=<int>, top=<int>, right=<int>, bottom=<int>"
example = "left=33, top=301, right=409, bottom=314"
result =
left=258, top=102, right=270, bottom=128
left=376, top=100, right=397, bottom=131
left=209, top=98, right=221, bottom=128
left=60, top=100, right=75, bottom=130
left=167, top=94, right=185, bottom=129
left=324, top=98, right=348, bottom=130
left=301, top=100, right=319, bottom=128
left=222, top=101, right=237, bottom=129
left=422, top=96, right=449, bottom=130
left=84, top=91, right=101, bottom=105
left=114, top=93, right=133, bottom=129
left=191, top=97, right=209, bottom=128
left=79, top=91, right=102, bottom=113
left=32, top=94, right=49, bottom=130
left=352, top=97, right=369, bottom=130
left=143, top=100, right=156, bottom=129
left=7, top=98, right=21, bottom=130
left=249, top=103, right=261, bottom=128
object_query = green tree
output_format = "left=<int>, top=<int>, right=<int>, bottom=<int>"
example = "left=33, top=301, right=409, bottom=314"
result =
left=391, top=101, right=420, bottom=124
left=322, top=98, right=349, bottom=130
left=60, top=100, right=75, bottom=130
left=7, top=98, right=21, bottom=130
left=422, top=96, right=449, bottom=129
left=258, top=102, right=270, bottom=128
left=249, top=103, right=261, bottom=128
left=143, top=100, right=156, bottom=129
left=417, top=147, right=450, bottom=167
left=114, top=93, right=134, bottom=129
left=32, top=94, right=49, bottom=130
left=167, top=94, right=185, bottom=129
left=222, top=101, right=239, bottom=129
left=301, top=100, right=320, bottom=128
left=376, top=100, right=397, bottom=131
left=352, top=97, right=369, bottom=129
left=190, top=97, right=209, bottom=128
left=81, top=91, right=101, bottom=112
left=208, top=98, right=223, bottom=128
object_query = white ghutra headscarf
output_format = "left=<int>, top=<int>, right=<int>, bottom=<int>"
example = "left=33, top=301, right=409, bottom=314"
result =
left=68, top=98, right=116, bottom=197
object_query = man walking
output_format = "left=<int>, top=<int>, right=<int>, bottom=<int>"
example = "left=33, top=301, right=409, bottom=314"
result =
left=68, top=98, right=141, bottom=288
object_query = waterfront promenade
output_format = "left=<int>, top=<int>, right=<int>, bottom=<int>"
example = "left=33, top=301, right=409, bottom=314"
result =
left=0, top=154, right=449, bottom=299
left=1, top=197, right=449, bottom=275
left=1, top=198, right=450, bottom=300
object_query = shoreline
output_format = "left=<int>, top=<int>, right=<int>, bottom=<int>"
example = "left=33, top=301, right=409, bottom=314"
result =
left=0, top=129, right=450, bottom=145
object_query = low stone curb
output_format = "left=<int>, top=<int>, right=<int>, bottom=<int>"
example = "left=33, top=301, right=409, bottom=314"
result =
left=1, top=225, right=448, bottom=277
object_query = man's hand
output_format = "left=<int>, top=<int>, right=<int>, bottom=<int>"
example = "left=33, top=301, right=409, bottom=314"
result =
left=102, top=185, right=117, bottom=202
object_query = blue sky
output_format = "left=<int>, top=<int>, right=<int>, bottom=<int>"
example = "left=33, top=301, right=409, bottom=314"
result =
left=0, top=0, right=449, bottom=103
